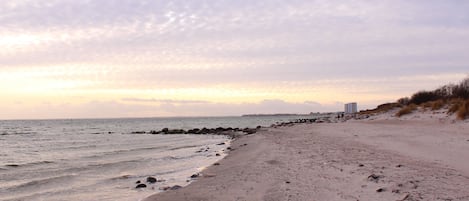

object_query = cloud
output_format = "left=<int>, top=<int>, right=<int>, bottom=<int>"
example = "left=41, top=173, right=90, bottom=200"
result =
left=121, top=98, right=209, bottom=104
left=1, top=0, right=469, bottom=119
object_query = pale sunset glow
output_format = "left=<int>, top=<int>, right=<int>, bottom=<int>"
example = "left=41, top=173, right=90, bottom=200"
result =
left=1, top=0, right=468, bottom=119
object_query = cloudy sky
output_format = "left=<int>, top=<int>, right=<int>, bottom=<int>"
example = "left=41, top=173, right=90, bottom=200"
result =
left=1, top=0, right=468, bottom=119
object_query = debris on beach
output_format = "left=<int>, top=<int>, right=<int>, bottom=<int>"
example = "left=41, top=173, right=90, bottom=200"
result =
left=367, top=174, right=384, bottom=183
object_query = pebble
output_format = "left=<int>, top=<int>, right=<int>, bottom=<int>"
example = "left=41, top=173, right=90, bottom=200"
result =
left=376, top=188, right=386, bottom=192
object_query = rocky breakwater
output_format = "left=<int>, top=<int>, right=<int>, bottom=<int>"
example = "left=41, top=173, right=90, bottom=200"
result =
left=131, top=126, right=261, bottom=139
left=269, top=116, right=343, bottom=128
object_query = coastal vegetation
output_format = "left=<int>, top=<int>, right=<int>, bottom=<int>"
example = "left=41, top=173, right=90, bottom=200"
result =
left=361, top=76, right=469, bottom=119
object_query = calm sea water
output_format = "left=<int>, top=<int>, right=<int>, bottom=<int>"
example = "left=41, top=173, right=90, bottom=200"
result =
left=0, top=116, right=309, bottom=201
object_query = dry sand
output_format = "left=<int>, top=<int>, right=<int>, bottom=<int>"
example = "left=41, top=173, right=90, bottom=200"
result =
left=144, top=115, right=469, bottom=201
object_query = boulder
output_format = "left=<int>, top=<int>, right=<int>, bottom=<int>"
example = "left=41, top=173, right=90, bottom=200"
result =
left=136, top=184, right=147, bottom=188
left=147, top=177, right=157, bottom=183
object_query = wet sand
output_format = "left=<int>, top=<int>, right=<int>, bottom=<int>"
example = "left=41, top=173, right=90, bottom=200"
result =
left=144, top=118, right=469, bottom=201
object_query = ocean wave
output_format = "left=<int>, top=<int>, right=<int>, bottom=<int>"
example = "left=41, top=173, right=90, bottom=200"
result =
left=5, top=174, right=75, bottom=192
left=80, top=146, right=170, bottom=160
left=0, top=132, right=37, bottom=136
left=3, top=161, right=54, bottom=169
left=169, top=145, right=200, bottom=151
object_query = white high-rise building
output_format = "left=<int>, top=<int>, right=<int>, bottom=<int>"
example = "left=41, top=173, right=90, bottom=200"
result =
left=344, top=102, right=357, bottom=114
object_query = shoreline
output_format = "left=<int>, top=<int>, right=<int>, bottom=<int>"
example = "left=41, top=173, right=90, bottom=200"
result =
left=144, top=118, right=469, bottom=201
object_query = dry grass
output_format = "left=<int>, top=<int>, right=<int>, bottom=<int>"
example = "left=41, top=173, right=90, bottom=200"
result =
left=456, top=100, right=469, bottom=120
left=421, top=99, right=445, bottom=111
left=431, top=100, right=445, bottom=110
left=447, top=99, right=469, bottom=120
left=396, top=104, right=418, bottom=117
left=448, top=99, right=463, bottom=114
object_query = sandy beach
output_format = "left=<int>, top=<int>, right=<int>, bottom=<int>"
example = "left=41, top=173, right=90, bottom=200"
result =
left=145, top=114, right=469, bottom=201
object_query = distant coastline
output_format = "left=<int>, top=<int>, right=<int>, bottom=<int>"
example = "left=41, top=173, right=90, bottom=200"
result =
left=241, top=113, right=308, bottom=117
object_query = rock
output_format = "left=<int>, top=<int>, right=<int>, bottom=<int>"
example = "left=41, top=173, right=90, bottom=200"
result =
left=215, top=153, right=221, bottom=156
left=359, top=164, right=364, bottom=167
left=147, top=177, right=157, bottom=183
left=396, top=164, right=403, bottom=168
left=136, top=180, right=141, bottom=184
left=200, top=127, right=210, bottom=134
left=170, top=185, right=182, bottom=190
left=136, top=184, right=147, bottom=188
left=285, top=181, right=291, bottom=184
left=187, top=128, right=200, bottom=134
left=242, top=128, right=257, bottom=134
left=376, top=188, right=386, bottom=192
left=214, top=162, right=220, bottom=166
left=215, top=127, right=225, bottom=133
left=161, top=184, right=183, bottom=191
left=190, top=173, right=199, bottom=178
left=166, top=129, right=185, bottom=134
left=216, top=142, right=225, bottom=145
left=131, top=131, right=146, bottom=134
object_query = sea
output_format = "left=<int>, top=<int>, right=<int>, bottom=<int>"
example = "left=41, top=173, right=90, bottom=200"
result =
left=0, top=115, right=310, bottom=201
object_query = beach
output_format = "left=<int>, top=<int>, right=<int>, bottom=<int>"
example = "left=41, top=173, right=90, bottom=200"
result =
left=145, top=114, right=469, bottom=200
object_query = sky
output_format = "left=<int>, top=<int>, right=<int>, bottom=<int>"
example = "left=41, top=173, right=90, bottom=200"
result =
left=1, top=0, right=468, bottom=119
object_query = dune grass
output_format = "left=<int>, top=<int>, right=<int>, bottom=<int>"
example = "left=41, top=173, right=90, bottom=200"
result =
left=448, top=99, right=469, bottom=120
left=396, top=104, right=417, bottom=117
left=422, top=99, right=445, bottom=111
left=363, top=77, right=469, bottom=120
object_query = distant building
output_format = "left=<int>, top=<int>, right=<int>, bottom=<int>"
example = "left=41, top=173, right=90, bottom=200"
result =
left=344, top=102, right=358, bottom=114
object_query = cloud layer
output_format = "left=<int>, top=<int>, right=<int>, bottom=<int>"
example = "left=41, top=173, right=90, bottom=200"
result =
left=1, top=0, right=468, bottom=119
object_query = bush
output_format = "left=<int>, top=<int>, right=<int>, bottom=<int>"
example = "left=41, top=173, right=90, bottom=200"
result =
left=396, top=104, right=417, bottom=117
left=452, top=79, right=469, bottom=99
left=397, top=97, right=410, bottom=105
left=359, top=103, right=400, bottom=115
left=409, top=91, right=441, bottom=105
